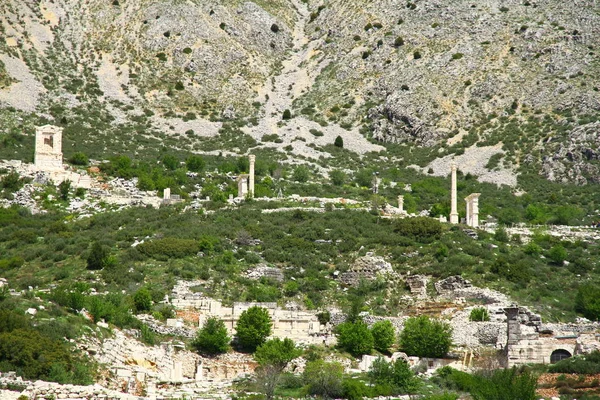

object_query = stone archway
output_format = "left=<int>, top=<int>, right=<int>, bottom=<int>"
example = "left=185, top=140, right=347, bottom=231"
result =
left=550, top=349, right=572, bottom=364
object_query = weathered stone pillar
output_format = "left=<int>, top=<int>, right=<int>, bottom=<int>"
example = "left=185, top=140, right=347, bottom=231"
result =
left=505, top=307, right=521, bottom=345
left=465, top=193, right=481, bottom=228
left=449, top=163, right=459, bottom=224
left=163, top=188, right=171, bottom=200
left=397, top=195, right=404, bottom=212
left=249, top=155, right=255, bottom=198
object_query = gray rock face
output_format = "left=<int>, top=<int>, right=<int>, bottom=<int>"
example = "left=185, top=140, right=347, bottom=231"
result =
left=542, top=122, right=600, bottom=184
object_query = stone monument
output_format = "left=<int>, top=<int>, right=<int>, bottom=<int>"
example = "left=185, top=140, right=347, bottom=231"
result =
left=465, top=193, right=481, bottom=228
left=249, top=154, right=255, bottom=198
left=34, top=125, right=63, bottom=170
left=397, top=195, right=404, bottom=213
left=449, top=162, right=459, bottom=224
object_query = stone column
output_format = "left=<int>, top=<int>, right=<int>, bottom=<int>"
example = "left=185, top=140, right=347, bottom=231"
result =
left=465, top=193, right=481, bottom=228
left=397, top=195, right=404, bottom=212
left=249, top=155, right=255, bottom=198
left=163, top=188, right=171, bottom=200
left=449, top=163, right=459, bottom=224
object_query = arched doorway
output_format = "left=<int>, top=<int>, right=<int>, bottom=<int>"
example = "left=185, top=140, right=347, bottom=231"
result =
left=550, top=349, right=572, bottom=364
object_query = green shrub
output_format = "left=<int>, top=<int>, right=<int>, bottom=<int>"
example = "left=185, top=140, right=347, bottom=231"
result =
left=398, top=315, right=452, bottom=358
left=133, top=287, right=152, bottom=312
left=575, top=284, right=600, bottom=320
left=548, top=245, right=567, bottom=264
left=394, top=37, right=404, bottom=47
left=368, top=357, right=418, bottom=393
left=451, top=53, right=464, bottom=60
left=549, top=351, right=600, bottom=374
left=334, top=135, right=344, bottom=148
left=292, top=166, right=310, bottom=183
left=469, top=307, right=490, bottom=322
left=68, top=152, right=89, bottom=166
left=186, top=155, right=205, bottom=172
left=86, top=242, right=109, bottom=270
left=303, top=360, right=344, bottom=398
left=471, top=368, right=537, bottom=400
left=343, top=378, right=371, bottom=400
left=413, top=50, right=422, bottom=59
left=394, top=217, right=442, bottom=241
left=137, top=238, right=200, bottom=259
left=282, top=109, right=292, bottom=120
left=192, top=317, right=230, bottom=355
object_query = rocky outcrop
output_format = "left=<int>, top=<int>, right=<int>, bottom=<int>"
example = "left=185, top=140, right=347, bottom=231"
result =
left=542, top=122, right=600, bottom=185
left=339, top=254, right=394, bottom=285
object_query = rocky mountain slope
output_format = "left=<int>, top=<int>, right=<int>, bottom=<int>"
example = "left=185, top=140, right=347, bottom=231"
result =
left=0, top=0, right=599, bottom=183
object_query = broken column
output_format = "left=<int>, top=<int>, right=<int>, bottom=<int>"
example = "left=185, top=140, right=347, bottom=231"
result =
left=163, top=188, right=171, bottom=201
left=449, top=162, right=459, bottom=224
left=249, top=154, right=255, bottom=198
left=465, top=193, right=481, bottom=228
left=34, top=125, right=63, bottom=170
left=237, top=175, right=249, bottom=198
left=397, top=195, right=404, bottom=213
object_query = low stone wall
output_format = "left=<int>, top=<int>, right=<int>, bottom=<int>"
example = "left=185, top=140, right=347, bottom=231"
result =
left=0, top=372, right=141, bottom=400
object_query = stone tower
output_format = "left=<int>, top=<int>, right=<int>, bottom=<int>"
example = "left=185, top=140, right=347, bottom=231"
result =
left=465, top=193, right=481, bottom=228
left=34, top=125, right=63, bottom=170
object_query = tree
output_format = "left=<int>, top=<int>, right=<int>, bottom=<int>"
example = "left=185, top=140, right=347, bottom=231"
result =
left=303, top=360, right=344, bottom=398
left=86, top=242, right=109, bottom=270
left=334, top=135, right=344, bottom=148
left=235, top=306, right=272, bottom=352
left=398, top=315, right=452, bottom=358
left=368, top=357, right=417, bottom=393
left=336, top=320, right=374, bottom=357
left=161, top=154, right=179, bottom=170
left=371, top=320, right=395, bottom=353
left=330, top=169, right=346, bottom=186
left=254, top=338, right=302, bottom=400
left=133, top=287, right=152, bottom=312
left=282, top=109, right=292, bottom=120
left=192, top=317, right=230, bottom=355
left=186, top=155, right=205, bottom=172
left=58, top=180, right=71, bottom=201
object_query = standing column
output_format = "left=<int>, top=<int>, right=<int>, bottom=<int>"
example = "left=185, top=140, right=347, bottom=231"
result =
left=397, top=195, right=404, bottom=213
left=449, top=162, right=459, bottom=224
left=471, top=193, right=480, bottom=228
left=465, top=195, right=471, bottom=226
left=249, top=155, right=255, bottom=198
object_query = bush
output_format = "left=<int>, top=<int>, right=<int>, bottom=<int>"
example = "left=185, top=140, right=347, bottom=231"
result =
left=137, top=238, right=200, bottom=259
left=86, top=242, right=109, bottom=270
left=413, top=50, right=422, bottom=59
left=548, top=245, right=567, bottom=264
left=368, top=357, right=418, bottom=393
left=192, top=317, right=230, bottom=355
left=371, top=320, right=395, bottom=353
left=68, top=152, right=89, bottom=166
left=303, top=360, right=344, bottom=398
left=186, top=155, right=205, bottom=172
left=549, top=351, right=600, bottom=374
left=343, top=378, right=371, bottom=400
left=292, top=165, right=310, bottom=183
left=471, top=368, right=537, bottom=400
left=394, top=217, right=442, bottom=241
left=133, top=287, right=152, bottom=312
left=398, top=316, right=452, bottom=358
left=235, top=306, right=272, bottom=352
left=334, top=135, right=344, bottom=148
left=394, top=36, right=404, bottom=47
left=282, top=109, right=292, bottom=120
left=336, top=321, right=374, bottom=357
left=469, top=307, right=490, bottom=322
left=575, top=284, right=600, bottom=320
left=270, top=24, right=280, bottom=33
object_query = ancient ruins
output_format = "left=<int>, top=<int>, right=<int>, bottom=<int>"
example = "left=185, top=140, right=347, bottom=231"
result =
left=236, top=155, right=255, bottom=199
